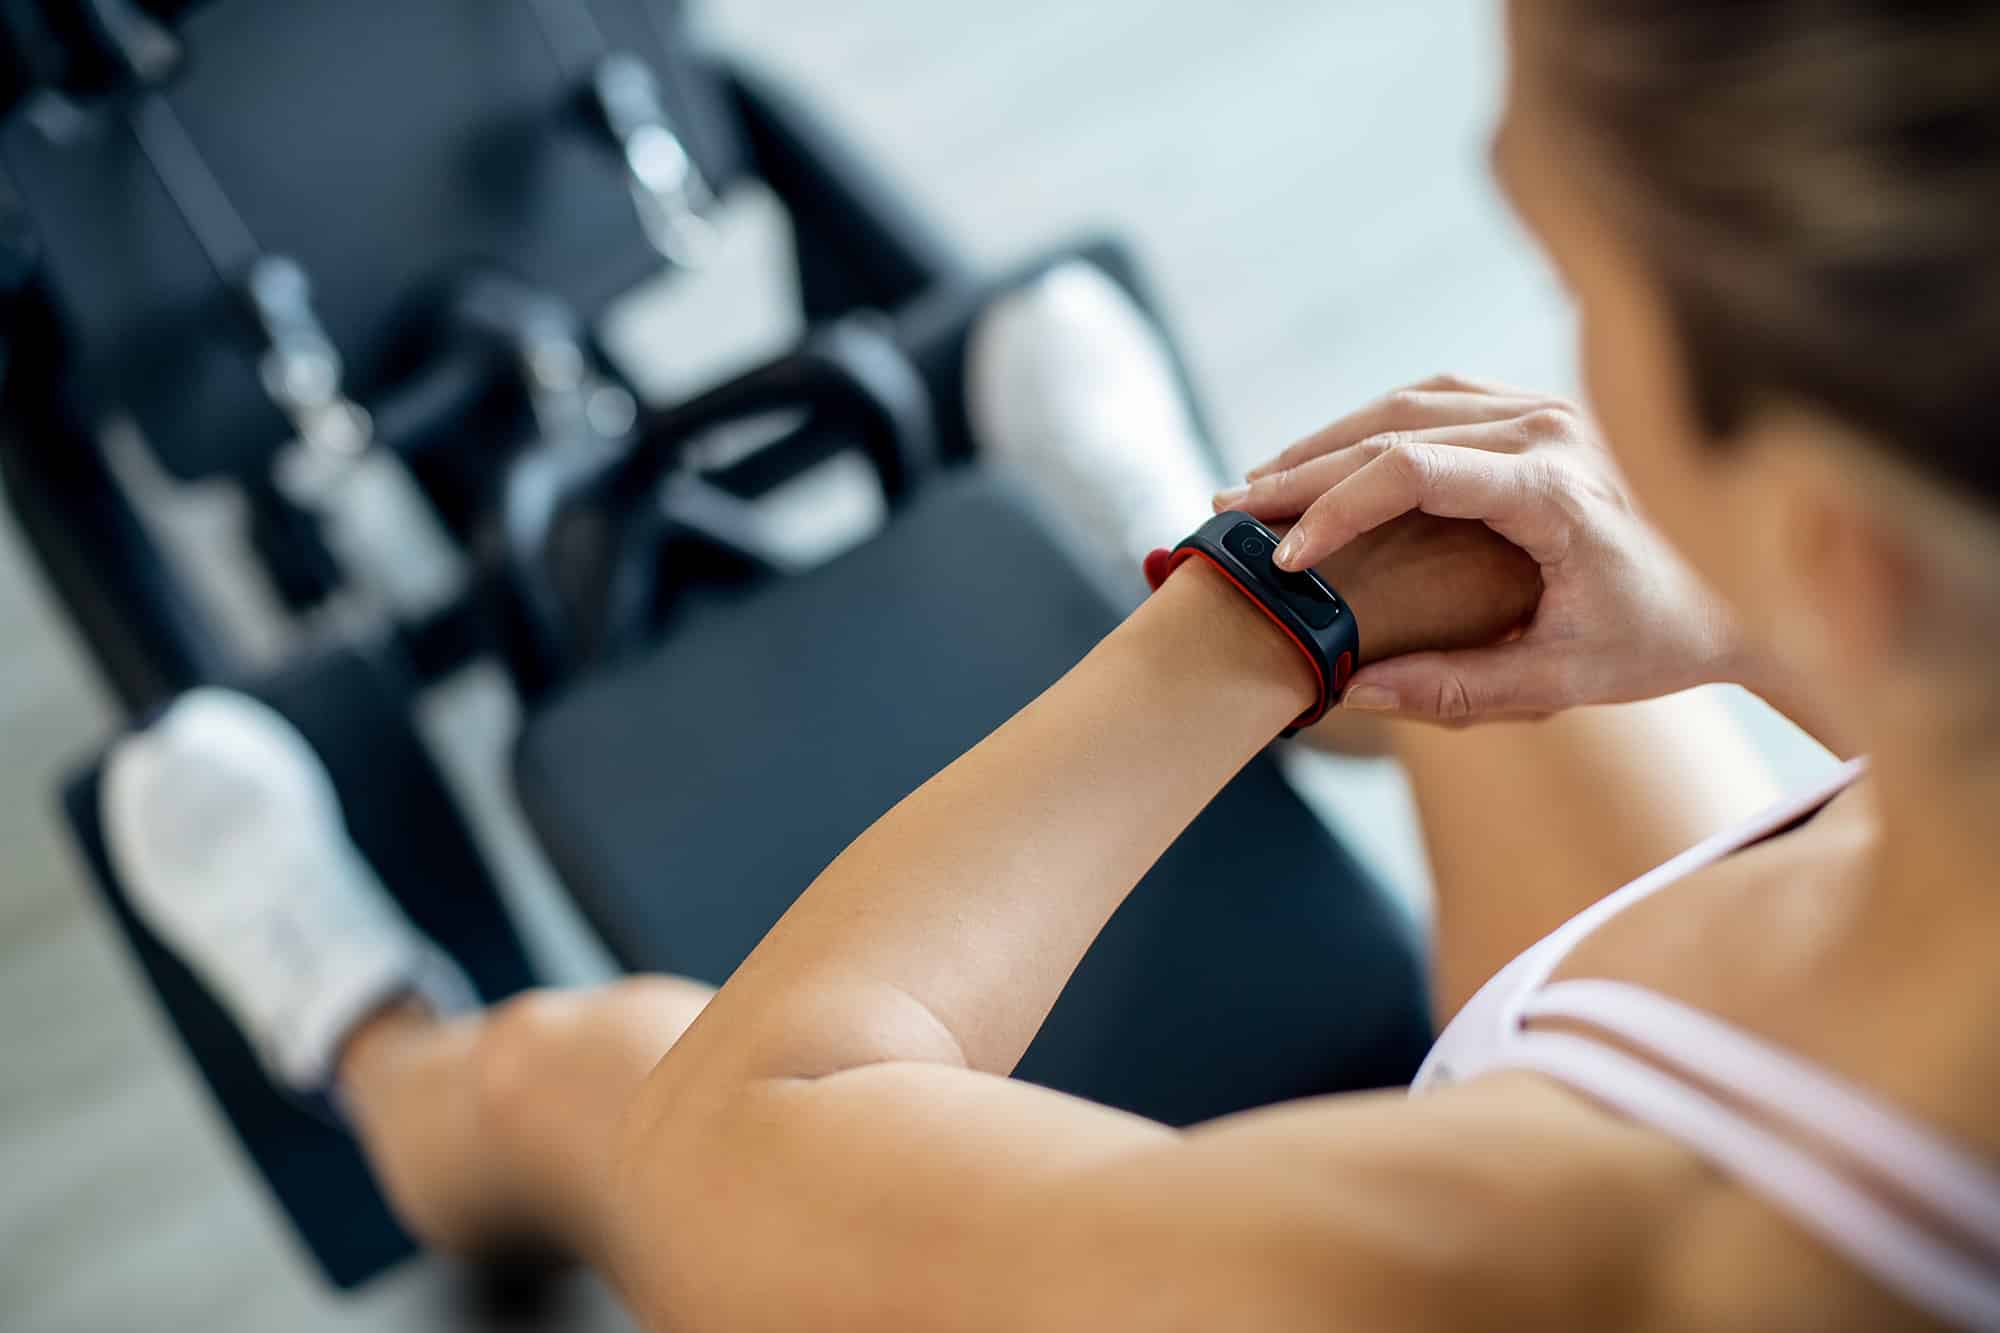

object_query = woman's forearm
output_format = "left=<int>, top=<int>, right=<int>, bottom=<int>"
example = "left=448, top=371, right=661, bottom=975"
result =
left=655, top=562, right=1315, bottom=1088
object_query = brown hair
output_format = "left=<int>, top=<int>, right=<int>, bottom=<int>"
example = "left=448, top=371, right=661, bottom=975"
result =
left=1545, top=2, right=2000, bottom=508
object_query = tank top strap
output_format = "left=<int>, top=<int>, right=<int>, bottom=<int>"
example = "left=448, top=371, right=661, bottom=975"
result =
left=1504, top=759, right=1874, bottom=1013
left=1501, top=984, right=2000, bottom=1331
left=1523, top=979, right=2000, bottom=1249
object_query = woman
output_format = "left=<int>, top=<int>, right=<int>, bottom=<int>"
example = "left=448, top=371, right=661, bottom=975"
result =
left=105, top=1, right=2000, bottom=1327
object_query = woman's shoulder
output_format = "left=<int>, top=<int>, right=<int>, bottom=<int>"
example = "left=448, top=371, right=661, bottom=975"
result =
left=1545, top=773, right=1878, bottom=1042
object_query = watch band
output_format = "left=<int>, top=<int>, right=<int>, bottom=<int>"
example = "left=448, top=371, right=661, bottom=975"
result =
left=1143, top=511, right=1359, bottom=735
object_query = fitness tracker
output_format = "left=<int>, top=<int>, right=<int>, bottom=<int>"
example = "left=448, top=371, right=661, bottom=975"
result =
left=1143, top=512, right=1359, bottom=734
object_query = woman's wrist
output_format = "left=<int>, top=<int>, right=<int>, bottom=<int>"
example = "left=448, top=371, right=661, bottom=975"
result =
left=1141, top=559, right=1322, bottom=731
left=1272, top=512, right=1543, bottom=667
left=1139, top=516, right=1527, bottom=728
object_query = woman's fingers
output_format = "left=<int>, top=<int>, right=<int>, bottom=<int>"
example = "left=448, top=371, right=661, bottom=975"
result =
left=1339, top=642, right=1571, bottom=724
left=1403, top=370, right=1548, bottom=399
left=1244, top=388, right=1552, bottom=481
left=1217, top=445, right=1377, bottom=516
left=1270, top=442, right=1568, bottom=571
left=1219, top=419, right=1542, bottom=518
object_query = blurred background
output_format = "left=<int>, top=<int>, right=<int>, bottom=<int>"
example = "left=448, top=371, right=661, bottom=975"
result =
left=0, top=3, right=1830, bottom=1330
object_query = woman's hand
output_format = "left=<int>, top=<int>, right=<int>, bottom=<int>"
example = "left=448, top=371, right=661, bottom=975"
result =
left=1218, top=375, right=1743, bottom=724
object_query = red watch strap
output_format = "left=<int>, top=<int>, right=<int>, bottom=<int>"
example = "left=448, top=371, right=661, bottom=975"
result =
left=1143, top=546, right=1330, bottom=730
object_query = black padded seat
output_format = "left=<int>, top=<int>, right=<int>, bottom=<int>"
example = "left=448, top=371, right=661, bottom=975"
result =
left=517, top=473, right=1432, bottom=1125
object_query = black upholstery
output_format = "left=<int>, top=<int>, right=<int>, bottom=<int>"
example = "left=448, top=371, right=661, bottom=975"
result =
left=61, top=644, right=539, bottom=1289
left=518, top=474, right=1433, bottom=1125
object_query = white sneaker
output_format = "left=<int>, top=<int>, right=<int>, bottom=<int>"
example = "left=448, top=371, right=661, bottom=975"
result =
left=966, top=263, right=1223, bottom=584
left=103, top=689, right=475, bottom=1095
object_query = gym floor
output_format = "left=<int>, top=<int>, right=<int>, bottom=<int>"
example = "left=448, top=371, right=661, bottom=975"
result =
left=0, top=5, right=1827, bottom=1330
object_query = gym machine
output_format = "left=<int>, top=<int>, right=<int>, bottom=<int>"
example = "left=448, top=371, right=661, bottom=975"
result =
left=0, top=0, right=1431, bottom=1292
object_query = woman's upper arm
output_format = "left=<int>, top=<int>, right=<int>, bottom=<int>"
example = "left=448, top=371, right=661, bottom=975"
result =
left=611, top=1060, right=1682, bottom=1333
left=1018, top=1076, right=1700, bottom=1332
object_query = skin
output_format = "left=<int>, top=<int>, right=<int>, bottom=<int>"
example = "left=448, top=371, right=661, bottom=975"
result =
left=326, top=2, right=2000, bottom=1328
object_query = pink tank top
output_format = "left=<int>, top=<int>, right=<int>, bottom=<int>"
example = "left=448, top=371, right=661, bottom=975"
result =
left=1412, top=760, right=2000, bottom=1329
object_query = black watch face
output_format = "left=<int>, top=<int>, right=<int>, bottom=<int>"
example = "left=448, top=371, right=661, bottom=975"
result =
left=1223, top=521, right=1344, bottom=629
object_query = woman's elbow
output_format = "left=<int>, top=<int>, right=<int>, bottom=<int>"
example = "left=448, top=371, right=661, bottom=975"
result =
left=602, top=1037, right=755, bottom=1313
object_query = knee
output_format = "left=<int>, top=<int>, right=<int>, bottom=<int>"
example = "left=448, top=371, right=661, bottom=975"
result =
left=471, top=988, right=580, bottom=1144
left=471, top=977, right=712, bottom=1148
